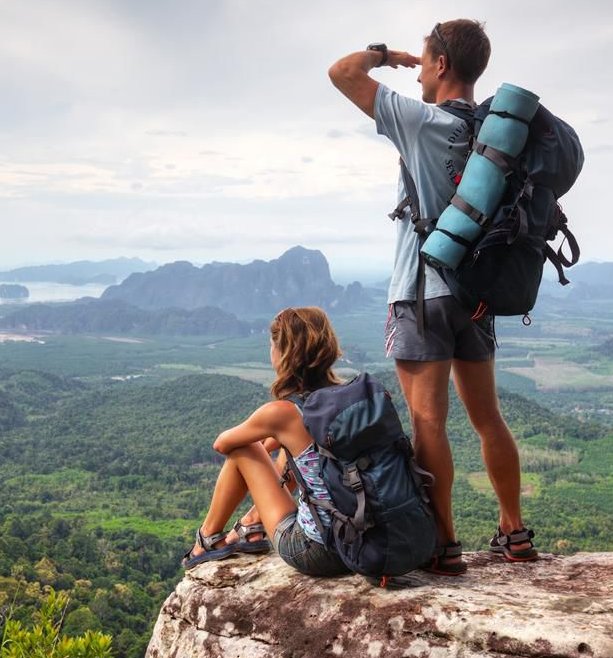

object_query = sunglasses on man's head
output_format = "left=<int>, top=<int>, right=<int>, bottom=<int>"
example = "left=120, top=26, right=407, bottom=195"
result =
left=432, top=23, right=452, bottom=68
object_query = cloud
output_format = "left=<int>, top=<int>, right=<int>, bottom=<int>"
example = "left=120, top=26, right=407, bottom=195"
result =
left=355, top=124, right=388, bottom=142
left=0, top=0, right=611, bottom=270
left=69, top=216, right=391, bottom=253
left=145, top=130, right=188, bottom=137
left=587, top=144, right=613, bottom=155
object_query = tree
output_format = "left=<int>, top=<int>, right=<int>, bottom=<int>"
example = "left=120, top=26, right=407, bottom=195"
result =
left=1, top=589, right=112, bottom=658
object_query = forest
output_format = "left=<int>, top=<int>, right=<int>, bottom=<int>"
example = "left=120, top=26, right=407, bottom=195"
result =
left=0, top=362, right=612, bottom=657
left=1, top=293, right=613, bottom=658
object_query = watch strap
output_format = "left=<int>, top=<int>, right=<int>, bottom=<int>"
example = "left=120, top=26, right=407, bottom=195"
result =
left=367, top=43, right=388, bottom=67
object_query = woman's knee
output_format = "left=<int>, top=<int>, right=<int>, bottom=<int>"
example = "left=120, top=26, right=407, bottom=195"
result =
left=226, top=443, right=267, bottom=462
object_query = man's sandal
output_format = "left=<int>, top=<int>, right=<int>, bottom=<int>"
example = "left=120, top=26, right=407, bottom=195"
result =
left=489, top=527, right=538, bottom=562
left=181, top=529, right=236, bottom=569
left=422, top=541, right=468, bottom=576
left=232, top=520, right=271, bottom=554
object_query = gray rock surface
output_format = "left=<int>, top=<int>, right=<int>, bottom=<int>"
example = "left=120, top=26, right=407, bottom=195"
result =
left=146, top=551, right=613, bottom=658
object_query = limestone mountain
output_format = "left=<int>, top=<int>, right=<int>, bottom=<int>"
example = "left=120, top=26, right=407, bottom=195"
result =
left=0, top=284, right=29, bottom=299
left=101, top=246, right=368, bottom=314
left=0, top=257, right=156, bottom=286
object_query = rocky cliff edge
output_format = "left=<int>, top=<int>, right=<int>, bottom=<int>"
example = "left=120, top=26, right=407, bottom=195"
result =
left=146, top=551, right=613, bottom=658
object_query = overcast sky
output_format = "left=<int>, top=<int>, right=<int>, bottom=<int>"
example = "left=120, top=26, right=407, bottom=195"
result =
left=1, top=0, right=610, bottom=282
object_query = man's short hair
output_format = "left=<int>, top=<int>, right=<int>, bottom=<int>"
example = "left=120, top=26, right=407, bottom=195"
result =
left=426, top=19, right=491, bottom=85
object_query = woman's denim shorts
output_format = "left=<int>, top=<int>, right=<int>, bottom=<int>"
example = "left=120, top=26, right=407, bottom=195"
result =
left=273, top=512, right=351, bottom=577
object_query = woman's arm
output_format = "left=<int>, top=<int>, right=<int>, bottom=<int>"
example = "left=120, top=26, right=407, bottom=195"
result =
left=213, top=401, right=292, bottom=454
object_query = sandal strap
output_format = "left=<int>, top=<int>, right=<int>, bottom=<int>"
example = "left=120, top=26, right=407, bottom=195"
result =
left=196, top=528, right=227, bottom=551
left=232, top=520, right=267, bottom=541
left=433, top=541, right=463, bottom=558
left=494, top=527, right=535, bottom=547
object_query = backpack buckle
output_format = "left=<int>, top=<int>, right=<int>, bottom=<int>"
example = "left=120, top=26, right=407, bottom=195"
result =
left=343, top=465, right=364, bottom=492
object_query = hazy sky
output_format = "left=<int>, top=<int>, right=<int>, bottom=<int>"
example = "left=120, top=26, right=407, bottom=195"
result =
left=1, top=0, right=610, bottom=281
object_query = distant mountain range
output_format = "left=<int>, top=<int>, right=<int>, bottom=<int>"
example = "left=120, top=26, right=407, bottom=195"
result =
left=0, top=248, right=369, bottom=337
left=101, top=246, right=368, bottom=314
left=0, top=257, right=157, bottom=286
left=540, top=261, right=613, bottom=301
left=375, top=261, right=613, bottom=303
left=0, top=298, right=261, bottom=337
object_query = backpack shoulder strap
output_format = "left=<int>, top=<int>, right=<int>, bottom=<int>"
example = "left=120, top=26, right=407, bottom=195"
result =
left=281, top=445, right=332, bottom=546
left=284, top=392, right=305, bottom=411
left=389, top=100, right=477, bottom=337
left=389, top=159, right=436, bottom=234
left=281, top=391, right=334, bottom=546
left=438, top=99, right=477, bottom=132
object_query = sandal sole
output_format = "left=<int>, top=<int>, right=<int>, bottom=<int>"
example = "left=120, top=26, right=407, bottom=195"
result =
left=235, top=541, right=271, bottom=554
left=182, top=545, right=237, bottom=569
left=422, top=566, right=467, bottom=576
left=502, top=551, right=539, bottom=562
left=489, top=547, right=538, bottom=562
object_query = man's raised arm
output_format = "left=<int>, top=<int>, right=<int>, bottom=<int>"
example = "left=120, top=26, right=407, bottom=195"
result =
left=328, top=48, right=421, bottom=119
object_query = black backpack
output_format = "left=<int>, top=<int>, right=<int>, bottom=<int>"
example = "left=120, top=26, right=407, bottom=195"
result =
left=391, top=98, right=584, bottom=325
left=285, top=373, right=436, bottom=578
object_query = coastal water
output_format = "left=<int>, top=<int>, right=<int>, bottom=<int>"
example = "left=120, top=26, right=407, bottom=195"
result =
left=0, top=281, right=108, bottom=304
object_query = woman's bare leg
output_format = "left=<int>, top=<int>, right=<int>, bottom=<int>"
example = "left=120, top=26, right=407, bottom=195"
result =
left=225, top=448, right=294, bottom=544
left=190, top=442, right=296, bottom=557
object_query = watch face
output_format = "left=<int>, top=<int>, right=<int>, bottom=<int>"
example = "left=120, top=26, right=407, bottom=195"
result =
left=367, top=43, right=386, bottom=51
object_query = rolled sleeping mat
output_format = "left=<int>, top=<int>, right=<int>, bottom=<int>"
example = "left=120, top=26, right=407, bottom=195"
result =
left=421, top=83, right=540, bottom=269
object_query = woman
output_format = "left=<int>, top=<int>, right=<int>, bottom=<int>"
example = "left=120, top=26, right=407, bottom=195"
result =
left=182, top=307, right=351, bottom=577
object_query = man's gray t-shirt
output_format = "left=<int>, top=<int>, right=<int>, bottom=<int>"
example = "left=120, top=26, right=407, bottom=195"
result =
left=374, top=84, right=472, bottom=304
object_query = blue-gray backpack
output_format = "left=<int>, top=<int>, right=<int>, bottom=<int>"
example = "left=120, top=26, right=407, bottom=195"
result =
left=284, top=373, right=436, bottom=578
left=391, top=98, right=584, bottom=327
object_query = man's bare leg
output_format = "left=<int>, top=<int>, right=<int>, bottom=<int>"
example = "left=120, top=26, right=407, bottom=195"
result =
left=452, top=358, right=532, bottom=552
left=395, top=358, right=456, bottom=546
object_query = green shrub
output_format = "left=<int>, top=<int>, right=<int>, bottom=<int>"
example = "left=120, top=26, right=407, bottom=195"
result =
left=1, top=589, right=112, bottom=658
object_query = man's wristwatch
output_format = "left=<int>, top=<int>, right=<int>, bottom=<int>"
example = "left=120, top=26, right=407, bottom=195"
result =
left=367, top=42, right=388, bottom=67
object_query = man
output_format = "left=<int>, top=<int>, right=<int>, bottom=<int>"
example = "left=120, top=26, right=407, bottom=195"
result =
left=328, top=19, right=537, bottom=574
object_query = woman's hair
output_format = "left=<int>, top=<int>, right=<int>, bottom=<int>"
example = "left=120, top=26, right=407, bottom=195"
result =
left=270, top=307, right=342, bottom=399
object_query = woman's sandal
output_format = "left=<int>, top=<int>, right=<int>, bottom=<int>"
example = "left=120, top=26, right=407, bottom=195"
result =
left=422, top=541, right=468, bottom=576
left=489, top=526, right=538, bottom=562
left=232, top=520, right=271, bottom=554
left=181, top=529, right=237, bottom=569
